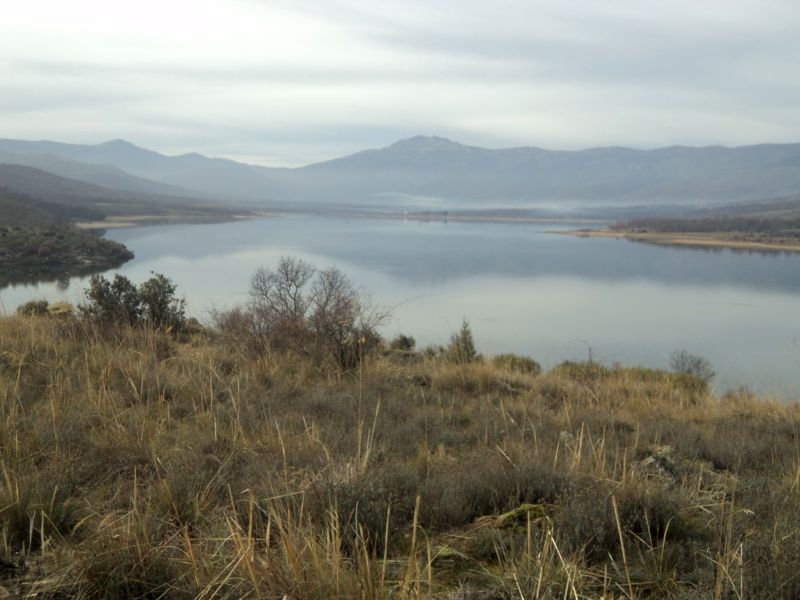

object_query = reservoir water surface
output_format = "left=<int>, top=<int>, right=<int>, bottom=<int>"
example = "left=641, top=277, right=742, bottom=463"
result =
left=2, top=215, right=799, bottom=398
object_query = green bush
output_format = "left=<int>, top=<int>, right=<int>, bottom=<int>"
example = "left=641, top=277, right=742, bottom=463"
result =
left=139, top=273, right=187, bottom=330
left=82, top=273, right=141, bottom=326
left=389, top=334, right=416, bottom=352
left=446, top=319, right=478, bottom=363
left=82, top=272, right=186, bottom=331
left=16, top=299, right=50, bottom=317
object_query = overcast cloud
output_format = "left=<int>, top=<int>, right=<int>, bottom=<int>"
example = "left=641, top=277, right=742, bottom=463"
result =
left=1, top=0, right=799, bottom=166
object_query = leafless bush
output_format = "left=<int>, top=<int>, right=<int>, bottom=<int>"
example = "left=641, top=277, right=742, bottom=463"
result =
left=209, top=305, right=269, bottom=354
left=669, top=349, right=715, bottom=383
left=214, top=257, right=388, bottom=370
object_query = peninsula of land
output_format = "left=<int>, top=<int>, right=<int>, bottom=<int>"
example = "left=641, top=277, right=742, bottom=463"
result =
left=559, top=214, right=800, bottom=253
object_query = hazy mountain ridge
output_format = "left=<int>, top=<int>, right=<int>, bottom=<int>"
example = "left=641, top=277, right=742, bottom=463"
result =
left=294, top=137, right=800, bottom=206
left=0, top=148, right=204, bottom=198
left=0, top=138, right=283, bottom=200
left=699, top=192, right=800, bottom=219
left=0, top=164, right=233, bottom=218
left=2, top=136, right=800, bottom=207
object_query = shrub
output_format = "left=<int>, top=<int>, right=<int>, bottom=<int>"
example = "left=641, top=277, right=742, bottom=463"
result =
left=389, top=334, right=416, bottom=352
left=81, top=272, right=186, bottom=331
left=309, top=470, right=418, bottom=555
left=669, top=350, right=715, bottom=383
left=82, top=273, right=142, bottom=326
left=16, top=299, right=50, bottom=317
left=0, top=468, right=81, bottom=552
left=552, top=360, right=610, bottom=382
left=216, top=256, right=388, bottom=370
left=209, top=305, right=267, bottom=354
left=556, top=482, right=707, bottom=563
left=419, top=455, right=570, bottom=530
left=139, top=272, right=187, bottom=330
left=446, top=319, right=478, bottom=363
left=307, top=265, right=385, bottom=369
left=492, top=353, right=541, bottom=375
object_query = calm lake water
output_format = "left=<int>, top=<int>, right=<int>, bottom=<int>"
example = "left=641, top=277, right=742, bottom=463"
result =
left=2, top=215, right=799, bottom=399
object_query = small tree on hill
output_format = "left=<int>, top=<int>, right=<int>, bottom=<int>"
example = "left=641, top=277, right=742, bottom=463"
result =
left=243, top=256, right=388, bottom=369
left=249, top=257, right=315, bottom=352
left=83, top=273, right=142, bottom=326
left=446, top=319, right=478, bottom=363
left=139, top=273, right=186, bottom=330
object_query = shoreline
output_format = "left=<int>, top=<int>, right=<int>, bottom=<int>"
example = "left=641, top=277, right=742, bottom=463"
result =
left=77, top=209, right=605, bottom=230
left=76, top=211, right=800, bottom=253
left=287, top=207, right=608, bottom=225
left=367, top=211, right=605, bottom=225
left=75, top=212, right=274, bottom=230
left=555, top=228, right=800, bottom=253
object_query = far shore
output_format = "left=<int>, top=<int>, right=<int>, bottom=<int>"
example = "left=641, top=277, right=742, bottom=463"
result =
left=77, top=209, right=606, bottom=230
left=295, top=207, right=608, bottom=225
left=75, top=212, right=800, bottom=255
left=75, top=212, right=280, bottom=230
left=373, top=212, right=605, bottom=225
left=555, top=228, right=800, bottom=253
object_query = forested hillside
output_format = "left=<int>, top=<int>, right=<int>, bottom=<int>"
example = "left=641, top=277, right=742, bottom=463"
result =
left=0, top=186, right=132, bottom=286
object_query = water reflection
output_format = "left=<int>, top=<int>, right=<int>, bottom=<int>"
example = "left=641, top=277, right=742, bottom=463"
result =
left=0, top=265, right=75, bottom=290
left=1, top=215, right=798, bottom=398
left=104, top=216, right=800, bottom=293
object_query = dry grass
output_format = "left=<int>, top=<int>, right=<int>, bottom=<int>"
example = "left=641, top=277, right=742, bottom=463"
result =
left=0, top=314, right=799, bottom=598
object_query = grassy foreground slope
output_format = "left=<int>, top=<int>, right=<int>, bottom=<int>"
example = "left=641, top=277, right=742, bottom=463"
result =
left=0, top=315, right=799, bottom=598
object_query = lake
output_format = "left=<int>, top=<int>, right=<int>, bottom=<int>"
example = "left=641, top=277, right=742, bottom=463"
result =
left=1, top=214, right=799, bottom=399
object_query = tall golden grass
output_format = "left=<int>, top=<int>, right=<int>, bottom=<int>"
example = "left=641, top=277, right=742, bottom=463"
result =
left=0, top=313, right=798, bottom=598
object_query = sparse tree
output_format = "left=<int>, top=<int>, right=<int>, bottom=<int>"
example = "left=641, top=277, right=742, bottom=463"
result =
left=248, top=257, right=314, bottom=353
left=669, top=350, right=715, bottom=383
left=250, top=256, right=314, bottom=321
left=243, top=256, right=388, bottom=369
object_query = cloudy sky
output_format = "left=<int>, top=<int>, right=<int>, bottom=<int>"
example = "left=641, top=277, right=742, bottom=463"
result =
left=1, top=0, right=799, bottom=166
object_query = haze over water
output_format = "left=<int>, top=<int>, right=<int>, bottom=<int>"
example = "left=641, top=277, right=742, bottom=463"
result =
left=2, top=215, right=799, bottom=399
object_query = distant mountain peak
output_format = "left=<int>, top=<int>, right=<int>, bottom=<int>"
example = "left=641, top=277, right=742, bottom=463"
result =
left=389, top=135, right=464, bottom=150
left=100, top=138, right=138, bottom=148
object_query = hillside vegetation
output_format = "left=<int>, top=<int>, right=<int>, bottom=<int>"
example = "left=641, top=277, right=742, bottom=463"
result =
left=1, top=286, right=798, bottom=597
left=0, top=160, right=240, bottom=289
left=0, top=164, right=233, bottom=218
left=700, top=194, right=800, bottom=220
left=0, top=189, right=133, bottom=286
left=615, top=216, right=800, bottom=241
left=594, top=215, right=800, bottom=253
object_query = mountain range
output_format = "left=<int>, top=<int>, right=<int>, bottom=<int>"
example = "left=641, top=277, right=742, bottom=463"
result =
left=2, top=135, right=800, bottom=209
left=0, top=163, right=232, bottom=220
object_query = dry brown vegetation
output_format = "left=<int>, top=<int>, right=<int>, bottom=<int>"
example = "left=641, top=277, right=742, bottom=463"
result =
left=0, top=313, right=799, bottom=599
